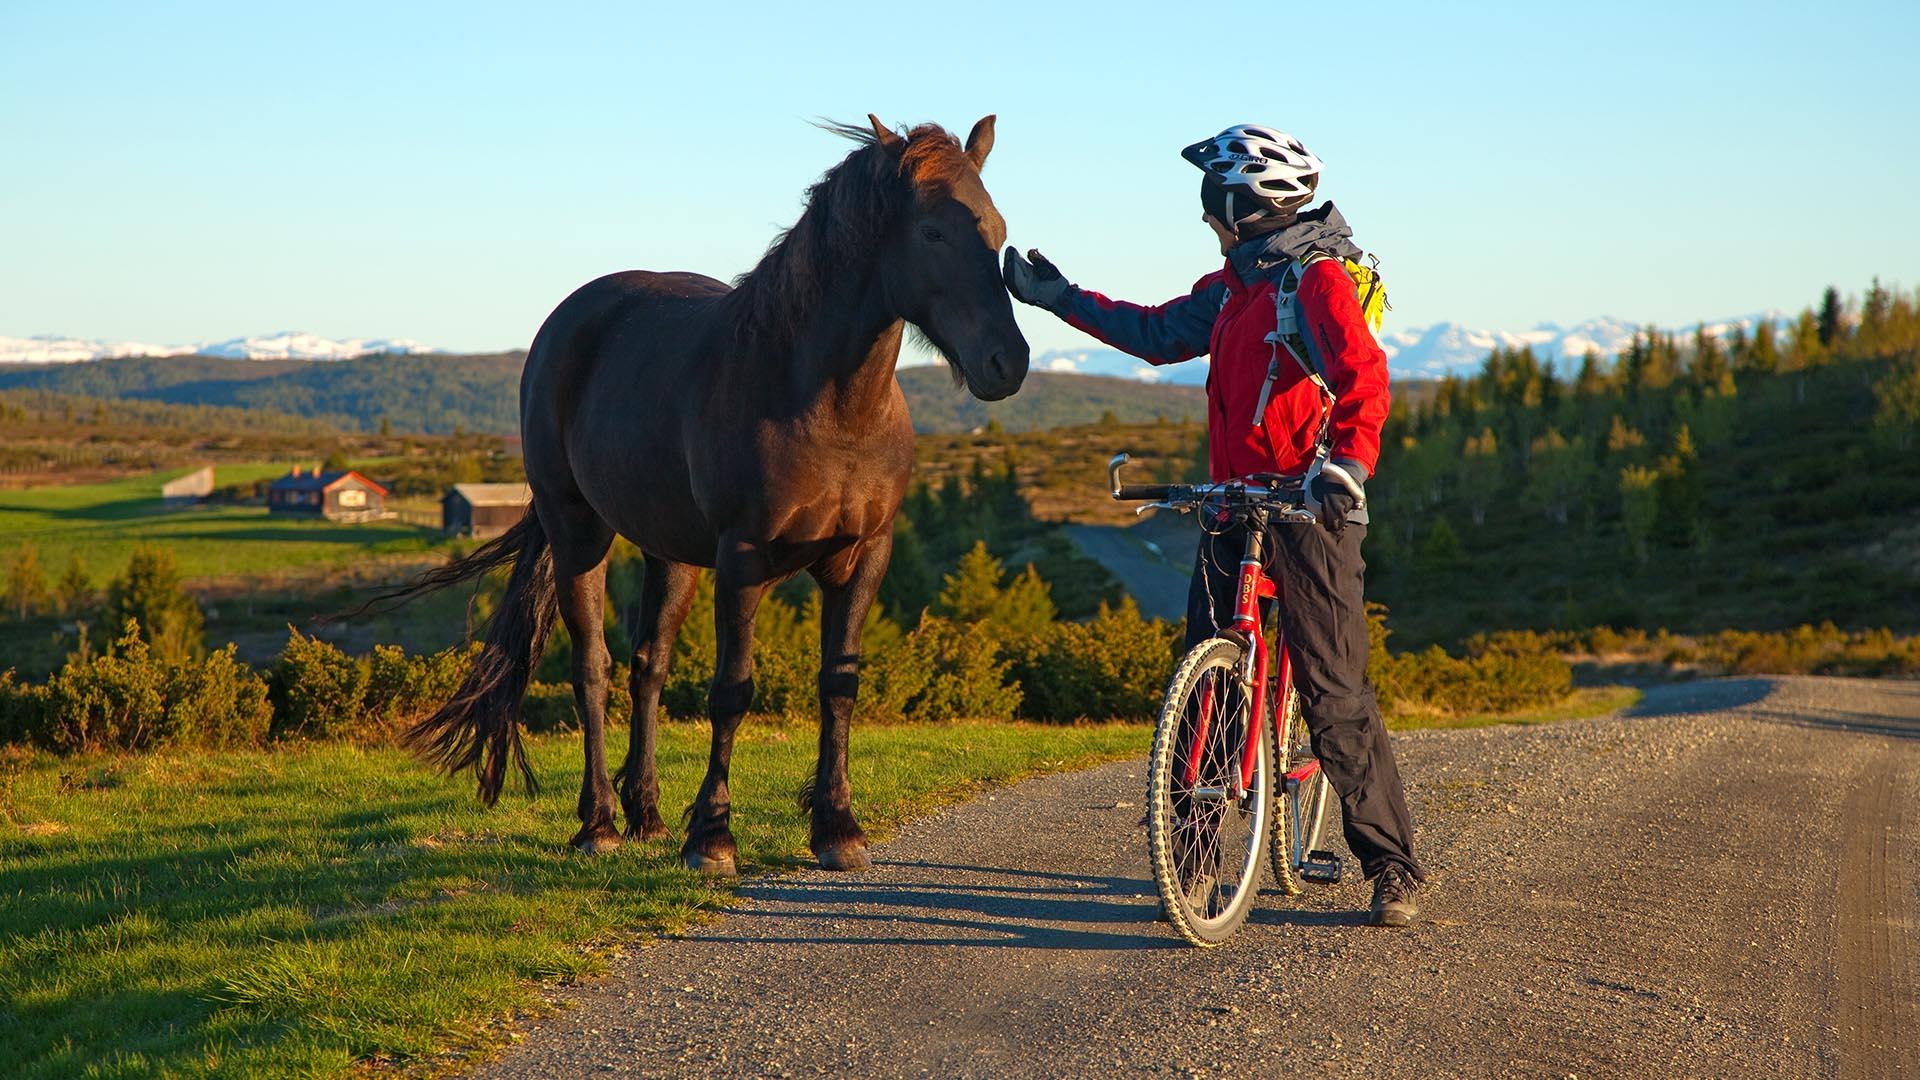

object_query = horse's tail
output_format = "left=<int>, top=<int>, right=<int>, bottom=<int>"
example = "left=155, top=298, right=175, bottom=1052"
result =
left=381, top=510, right=557, bottom=805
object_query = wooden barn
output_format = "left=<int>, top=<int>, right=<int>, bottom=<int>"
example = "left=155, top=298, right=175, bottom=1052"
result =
left=442, top=483, right=532, bottom=539
left=267, top=467, right=388, bottom=523
left=161, top=465, right=215, bottom=508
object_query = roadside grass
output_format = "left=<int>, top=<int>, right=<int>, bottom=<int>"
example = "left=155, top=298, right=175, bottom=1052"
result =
left=1387, top=685, right=1642, bottom=731
left=0, top=464, right=442, bottom=583
left=0, top=720, right=1148, bottom=1079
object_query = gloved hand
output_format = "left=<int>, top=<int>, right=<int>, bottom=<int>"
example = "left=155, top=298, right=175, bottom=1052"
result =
left=1002, top=247, right=1072, bottom=312
left=1308, top=460, right=1368, bottom=533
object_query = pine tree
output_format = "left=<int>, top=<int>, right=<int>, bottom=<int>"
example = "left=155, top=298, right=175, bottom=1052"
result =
left=1872, top=358, right=1920, bottom=454
left=937, top=541, right=1008, bottom=623
left=879, top=516, right=939, bottom=622
left=4, top=541, right=50, bottom=620
left=1654, top=425, right=1704, bottom=546
left=1456, top=428, right=1501, bottom=526
left=1742, top=320, right=1779, bottom=372
left=56, top=555, right=93, bottom=617
left=106, top=546, right=205, bottom=662
left=1618, top=466, right=1661, bottom=565
left=1816, top=286, right=1844, bottom=347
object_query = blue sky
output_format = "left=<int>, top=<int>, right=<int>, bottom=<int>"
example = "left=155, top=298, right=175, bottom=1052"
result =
left=2, top=0, right=1915, bottom=354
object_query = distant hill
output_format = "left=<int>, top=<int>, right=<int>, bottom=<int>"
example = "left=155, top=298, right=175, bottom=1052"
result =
left=0, top=354, right=1206, bottom=435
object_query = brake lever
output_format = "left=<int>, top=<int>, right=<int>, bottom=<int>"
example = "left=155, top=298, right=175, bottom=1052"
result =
left=1136, top=501, right=1191, bottom=516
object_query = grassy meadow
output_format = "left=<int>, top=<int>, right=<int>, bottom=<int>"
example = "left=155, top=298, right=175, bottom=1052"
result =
left=0, top=720, right=1150, bottom=1078
left=0, top=464, right=442, bottom=586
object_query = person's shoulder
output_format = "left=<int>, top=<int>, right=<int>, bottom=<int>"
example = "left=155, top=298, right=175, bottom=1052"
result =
left=1188, top=267, right=1230, bottom=295
left=1298, top=255, right=1352, bottom=291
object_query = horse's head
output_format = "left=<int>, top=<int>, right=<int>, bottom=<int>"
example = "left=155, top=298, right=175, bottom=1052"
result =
left=869, top=115, right=1029, bottom=402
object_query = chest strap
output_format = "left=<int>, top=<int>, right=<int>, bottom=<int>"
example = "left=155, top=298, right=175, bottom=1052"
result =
left=1252, top=252, right=1336, bottom=441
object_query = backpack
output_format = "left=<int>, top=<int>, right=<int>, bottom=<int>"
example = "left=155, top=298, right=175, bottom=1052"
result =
left=1251, top=251, right=1389, bottom=434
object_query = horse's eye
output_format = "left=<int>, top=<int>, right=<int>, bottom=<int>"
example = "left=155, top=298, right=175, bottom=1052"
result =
left=920, top=225, right=945, bottom=243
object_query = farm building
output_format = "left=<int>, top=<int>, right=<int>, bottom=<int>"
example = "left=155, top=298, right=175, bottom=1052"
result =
left=443, top=483, right=532, bottom=538
left=267, top=467, right=388, bottom=523
left=161, top=466, right=215, bottom=507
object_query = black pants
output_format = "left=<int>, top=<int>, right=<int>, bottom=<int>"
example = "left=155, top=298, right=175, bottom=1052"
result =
left=1184, top=521, right=1422, bottom=881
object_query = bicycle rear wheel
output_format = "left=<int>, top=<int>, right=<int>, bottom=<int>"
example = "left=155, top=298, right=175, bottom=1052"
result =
left=1148, top=636, right=1272, bottom=947
left=1269, top=683, right=1332, bottom=896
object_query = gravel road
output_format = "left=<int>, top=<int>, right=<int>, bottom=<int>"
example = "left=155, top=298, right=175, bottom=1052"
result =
left=477, top=676, right=1918, bottom=1078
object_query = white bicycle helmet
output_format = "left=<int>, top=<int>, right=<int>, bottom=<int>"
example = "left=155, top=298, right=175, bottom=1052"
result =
left=1183, top=124, right=1323, bottom=217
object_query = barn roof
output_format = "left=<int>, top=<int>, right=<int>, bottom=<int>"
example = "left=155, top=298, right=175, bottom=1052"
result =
left=447, top=483, right=533, bottom=507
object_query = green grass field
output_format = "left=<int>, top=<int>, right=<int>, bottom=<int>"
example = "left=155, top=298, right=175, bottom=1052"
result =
left=0, top=465, right=444, bottom=585
left=0, top=720, right=1149, bottom=1079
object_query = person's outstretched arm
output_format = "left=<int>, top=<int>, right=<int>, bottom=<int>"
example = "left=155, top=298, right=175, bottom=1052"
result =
left=1004, top=248, right=1222, bottom=366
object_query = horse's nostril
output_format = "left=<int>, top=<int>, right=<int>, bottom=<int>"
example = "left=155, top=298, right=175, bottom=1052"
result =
left=985, top=351, right=1008, bottom=381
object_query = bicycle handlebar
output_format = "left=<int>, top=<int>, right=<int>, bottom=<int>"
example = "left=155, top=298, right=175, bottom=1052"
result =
left=1106, top=453, right=1313, bottom=517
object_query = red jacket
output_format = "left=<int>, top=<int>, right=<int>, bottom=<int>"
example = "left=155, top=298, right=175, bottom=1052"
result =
left=1057, top=253, right=1390, bottom=481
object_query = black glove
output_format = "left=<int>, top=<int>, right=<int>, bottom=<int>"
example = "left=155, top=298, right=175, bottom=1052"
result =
left=1308, top=460, right=1368, bottom=533
left=1002, top=247, right=1071, bottom=311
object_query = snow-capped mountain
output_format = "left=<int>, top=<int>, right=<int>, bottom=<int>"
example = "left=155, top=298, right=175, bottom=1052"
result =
left=11, top=311, right=1791, bottom=376
left=0, top=332, right=445, bottom=364
left=923, top=311, right=1793, bottom=386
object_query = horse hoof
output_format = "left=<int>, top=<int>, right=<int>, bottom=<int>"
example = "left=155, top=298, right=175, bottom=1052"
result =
left=682, top=851, right=737, bottom=877
left=816, top=844, right=871, bottom=872
left=571, top=828, right=624, bottom=855
left=626, top=822, right=670, bottom=843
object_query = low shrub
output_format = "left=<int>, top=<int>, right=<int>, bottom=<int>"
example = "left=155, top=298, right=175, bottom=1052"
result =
left=522, top=674, right=634, bottom=734
left=862, top=614, right=1023, bottom=722
left=1017, top=597, right=1180, bottom=722
left=162, top=645, right=273, bottom=748
left=41, top=623, right=169, bottom=751
left=268, top=629, right=370, bottom=741
left=25, top=621, right=272, bottom=752
left=363, top=643, right=478, bottom=742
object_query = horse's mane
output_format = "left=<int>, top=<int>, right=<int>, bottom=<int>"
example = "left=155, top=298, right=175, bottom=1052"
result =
left=727, top=121, right=974, bottom=347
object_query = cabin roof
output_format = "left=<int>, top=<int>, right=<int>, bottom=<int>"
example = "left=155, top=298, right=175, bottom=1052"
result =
left=447, top=483, right=533, bottom=507
left=270, top=469, right=389, bottom=497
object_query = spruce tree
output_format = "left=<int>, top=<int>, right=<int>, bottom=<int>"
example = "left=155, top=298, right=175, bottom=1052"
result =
left=4, top=541, right=49, bottom=620
left=106, top=546, right=205, bottom=662
left=56, top=555, right=93, bottom=617
left=1816, top=286, right=1843, bottom=347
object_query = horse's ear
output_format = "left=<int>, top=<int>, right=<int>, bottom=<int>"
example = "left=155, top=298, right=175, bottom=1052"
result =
left=965, top=115, right=995, bottom=169
left=867, top=114, right=905, bottom=152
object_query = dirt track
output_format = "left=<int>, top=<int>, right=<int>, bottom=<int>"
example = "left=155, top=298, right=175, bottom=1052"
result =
left=478, top=677, right=1919, bottom=1078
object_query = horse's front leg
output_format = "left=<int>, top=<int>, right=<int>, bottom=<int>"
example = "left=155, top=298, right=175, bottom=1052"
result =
left=618, top=555, right=699, bottom=841
left=807, top=533, right=892, bottom=871
left=682, top=541, right=767, bottom=876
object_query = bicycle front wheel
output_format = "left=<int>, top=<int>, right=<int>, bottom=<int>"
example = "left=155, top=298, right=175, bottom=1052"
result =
left=1148, top=636, right=1272, bottom=947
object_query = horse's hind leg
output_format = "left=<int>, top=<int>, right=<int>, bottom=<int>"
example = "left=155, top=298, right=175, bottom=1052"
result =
left=682, top=540, right=768, bottom=876
left=543, top=504, right=620, bottom=853
left=806, top=533, right=892, bottom=871
left=617, top=555, right=698, bottom=840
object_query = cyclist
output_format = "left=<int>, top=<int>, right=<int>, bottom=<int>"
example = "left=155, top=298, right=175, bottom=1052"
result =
left=1003, top=124, right=1423, bottom=927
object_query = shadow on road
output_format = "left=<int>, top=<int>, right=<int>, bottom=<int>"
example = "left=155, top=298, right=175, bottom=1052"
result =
left=1625, top=676, right=1920, bottom=740
left=698, top=860, right=1184, bottom=951
left=1625, top=678, right=1774, bottom=717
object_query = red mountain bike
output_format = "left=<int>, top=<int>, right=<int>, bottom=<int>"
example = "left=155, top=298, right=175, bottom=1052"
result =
left=1108, top=453, right=1341, bottom=947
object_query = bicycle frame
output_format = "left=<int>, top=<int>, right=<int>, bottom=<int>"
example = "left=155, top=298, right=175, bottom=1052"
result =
left=1181, top=508, right=1303, bottom=800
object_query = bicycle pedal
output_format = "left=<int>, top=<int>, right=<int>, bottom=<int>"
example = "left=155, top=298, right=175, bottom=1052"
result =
left=1299, top=850, right=1344, bottom=884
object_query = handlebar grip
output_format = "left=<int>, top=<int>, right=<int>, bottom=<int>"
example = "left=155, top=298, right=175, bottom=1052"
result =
left=1114, top=484, right=1175, bottom=501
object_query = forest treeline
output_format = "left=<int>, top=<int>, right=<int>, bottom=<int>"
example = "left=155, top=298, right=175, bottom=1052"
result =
left=0, top=355, right=1205, bottom=436
left=1362, top=279, right=1920, bottom=646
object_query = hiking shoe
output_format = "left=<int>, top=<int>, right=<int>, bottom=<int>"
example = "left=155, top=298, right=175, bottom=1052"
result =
left=1369, top=865, right=1420, bottom=927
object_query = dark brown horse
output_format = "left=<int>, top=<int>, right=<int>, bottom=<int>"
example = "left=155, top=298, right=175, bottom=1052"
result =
left=380, top=116, right=1026, bottom=874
